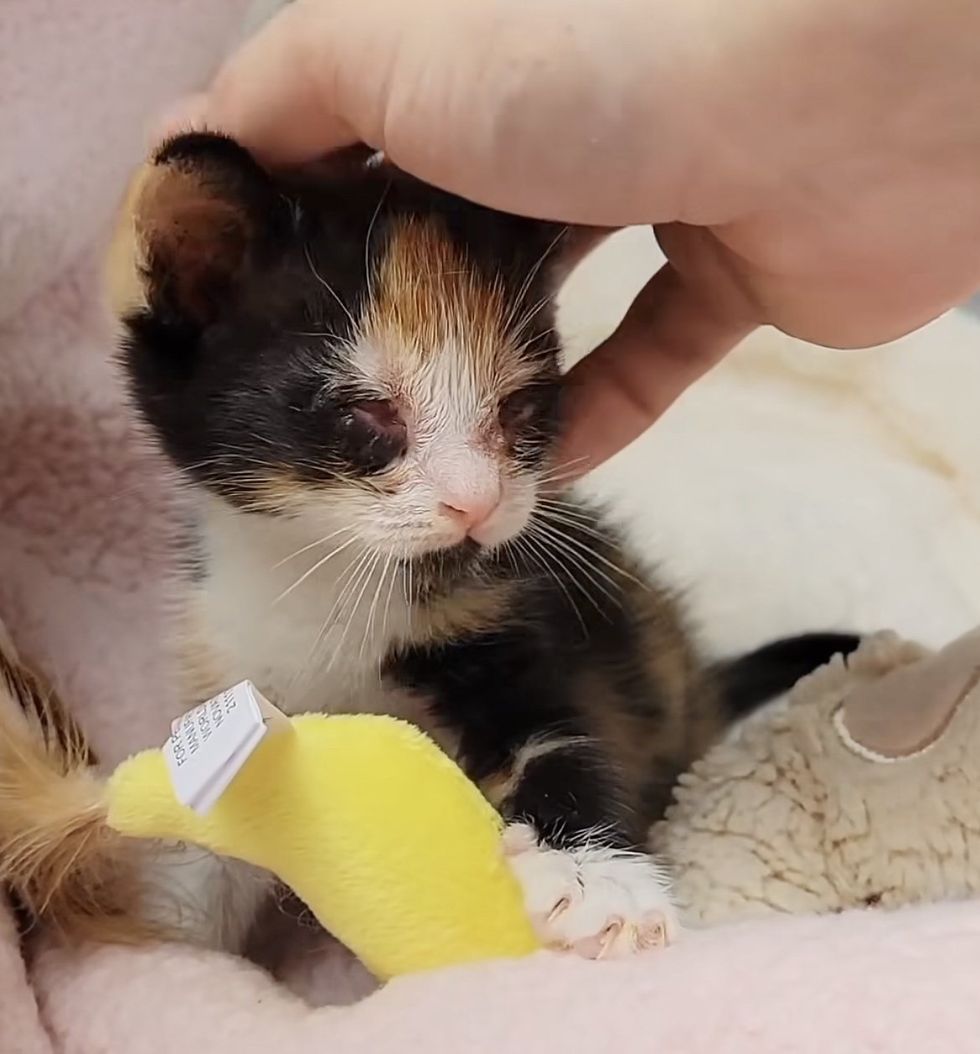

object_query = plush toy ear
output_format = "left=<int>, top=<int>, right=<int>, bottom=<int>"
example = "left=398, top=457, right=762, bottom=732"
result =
left=107, top=132, right=288, bottom=327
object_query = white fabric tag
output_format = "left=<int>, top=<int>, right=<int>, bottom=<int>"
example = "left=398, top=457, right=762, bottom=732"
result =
left=163, top=681, right=289, bottom=815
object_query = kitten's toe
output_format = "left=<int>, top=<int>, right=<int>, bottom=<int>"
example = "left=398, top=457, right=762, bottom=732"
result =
left=503, top=823, right=680, bottom=958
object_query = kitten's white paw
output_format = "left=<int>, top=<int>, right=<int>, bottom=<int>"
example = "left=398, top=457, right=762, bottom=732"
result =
left=503, top=823, right=680, bottom=959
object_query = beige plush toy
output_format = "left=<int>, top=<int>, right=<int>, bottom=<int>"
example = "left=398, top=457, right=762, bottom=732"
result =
left=656, top=628, right=980, bottom=926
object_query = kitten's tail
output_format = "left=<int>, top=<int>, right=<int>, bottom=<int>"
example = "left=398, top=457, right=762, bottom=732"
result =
left=0, top=634, right=146, bottom=943
left=716, top=631, right=861, bottom=719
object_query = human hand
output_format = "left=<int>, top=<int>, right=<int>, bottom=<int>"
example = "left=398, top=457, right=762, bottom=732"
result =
left=175, top=0, right=980, bottom=471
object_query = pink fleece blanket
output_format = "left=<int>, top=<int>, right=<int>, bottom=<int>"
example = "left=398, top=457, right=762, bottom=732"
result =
left=4, top=3, right=980, bottom=1051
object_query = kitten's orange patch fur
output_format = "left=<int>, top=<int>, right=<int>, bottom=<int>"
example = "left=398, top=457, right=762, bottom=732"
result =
left=359, top=218, right=541, bottom=416
left=0, top=636, right=151, bottom=945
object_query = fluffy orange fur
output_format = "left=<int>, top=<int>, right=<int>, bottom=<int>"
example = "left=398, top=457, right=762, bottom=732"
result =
left=359, top=217, right=541, bottom=402
left=0, top=636, right=149, bottom=944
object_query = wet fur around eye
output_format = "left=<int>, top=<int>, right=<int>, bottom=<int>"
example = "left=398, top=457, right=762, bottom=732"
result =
left=62, top=131, right=862, bottom=956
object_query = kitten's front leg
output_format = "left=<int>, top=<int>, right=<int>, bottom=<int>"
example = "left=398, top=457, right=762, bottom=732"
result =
left=485, top=734, right=681, bottom=959
left=397, top=636, right=680, bottom=959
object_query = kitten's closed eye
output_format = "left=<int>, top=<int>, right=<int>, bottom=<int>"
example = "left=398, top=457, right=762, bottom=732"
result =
left=298, top=387, right=408, bottom=475
left=340, top=398, right=408, bottom=473
left=499, top=389, right=541, bottom=432
left=498, top=384, right=562, bottom=463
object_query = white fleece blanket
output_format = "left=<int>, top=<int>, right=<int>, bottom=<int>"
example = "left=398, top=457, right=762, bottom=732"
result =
left=564, top=227, right=980, bottom=655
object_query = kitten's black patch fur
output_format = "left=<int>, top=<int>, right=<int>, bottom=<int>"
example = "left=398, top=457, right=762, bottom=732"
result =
left=118, top=132, right=860, bottom=866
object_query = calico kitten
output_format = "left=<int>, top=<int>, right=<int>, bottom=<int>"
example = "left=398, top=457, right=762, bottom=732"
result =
left=0, top=133, right=858, bottom=959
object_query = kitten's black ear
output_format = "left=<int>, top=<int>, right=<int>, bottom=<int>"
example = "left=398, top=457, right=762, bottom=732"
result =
left=106, top=132, right=289, bottom=327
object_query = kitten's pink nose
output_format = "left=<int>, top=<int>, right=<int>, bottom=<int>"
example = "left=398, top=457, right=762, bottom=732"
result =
left=438, top=488, right=501, bottom=533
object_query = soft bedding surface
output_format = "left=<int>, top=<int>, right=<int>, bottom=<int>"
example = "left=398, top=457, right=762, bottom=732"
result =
left=4, top=3, right=980, bottom=1051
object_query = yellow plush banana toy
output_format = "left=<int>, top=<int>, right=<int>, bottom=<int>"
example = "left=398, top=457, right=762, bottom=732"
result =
left=104, top=682, right=540, bottom=980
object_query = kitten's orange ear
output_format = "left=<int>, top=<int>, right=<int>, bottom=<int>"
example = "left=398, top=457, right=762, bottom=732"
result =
left=106, top=133, right=287, bottom=327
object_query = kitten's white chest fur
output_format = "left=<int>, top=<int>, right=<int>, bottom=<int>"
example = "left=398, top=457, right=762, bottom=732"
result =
left=190, top=500, right=422, bottom=724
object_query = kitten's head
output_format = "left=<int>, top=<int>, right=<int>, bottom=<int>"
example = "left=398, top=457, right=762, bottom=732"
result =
left=114, top=133, right=603, bottom=572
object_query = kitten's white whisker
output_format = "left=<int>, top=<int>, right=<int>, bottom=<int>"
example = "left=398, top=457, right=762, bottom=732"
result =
left=304, top=244, right=357, bottom=332
left=534, top=519, right=644, bottom=586
left=534, top=456, right=590, bottom=487
left=514, top=533, right=588, bottom=637
left=289, top=544, right=372, bottom=698
left=327, top=548, right=382, bottom=674
left=364, top=179, right=392, bottom=304
left=272, top=526, right=354, bottom=570
left=274, top=534, right=360, bottom=605
left=361, top=551, right=394, bottom=662
left=531, top=525, right=624, bottom=600
left=500, top=537, right=522, bottom=579
left=324, top=547, right=374, bottom=630
left=526, top=524, right=622, bottom=614
left=505, top=299, right=551, bottom=345
left=535, top=496, right=596, bottom=515
left=505, top=226, right=570, bottom=334
left=380, top=556, right=402, bottom=675
left=406, top=559, right=415, bottom=632
left=524, top=530, right=598, bottom=630
left=536, top=508, right=611, bottom=545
